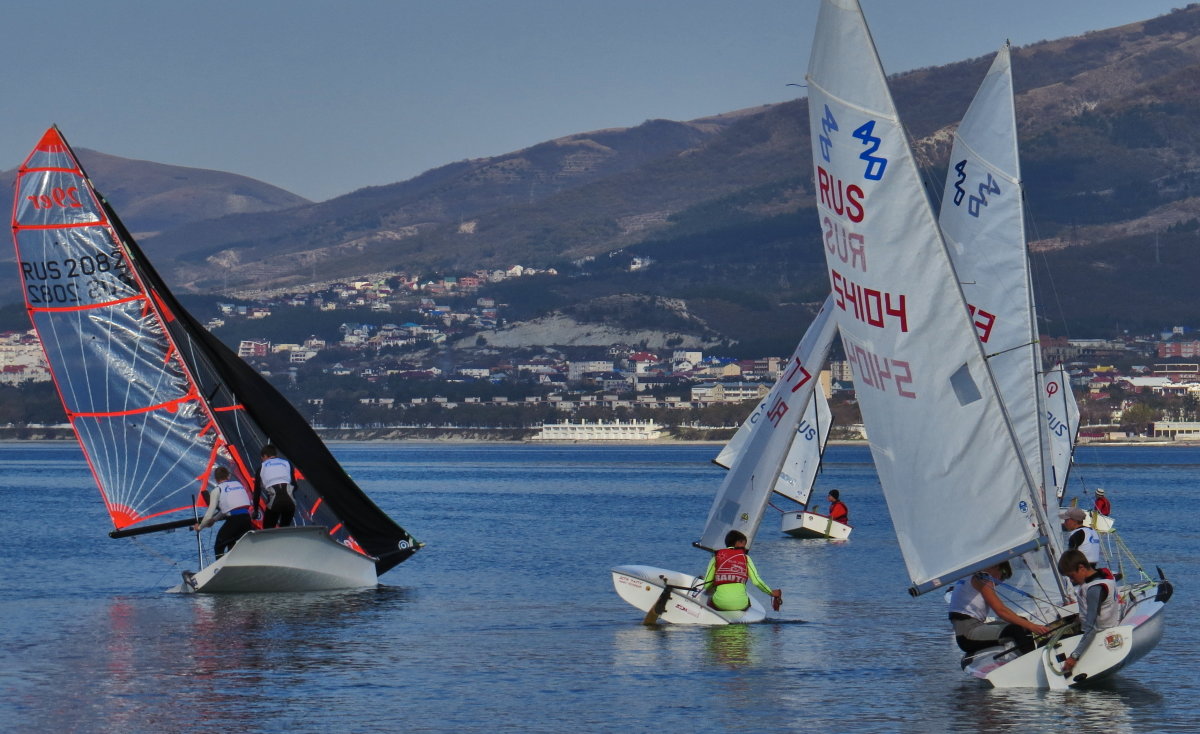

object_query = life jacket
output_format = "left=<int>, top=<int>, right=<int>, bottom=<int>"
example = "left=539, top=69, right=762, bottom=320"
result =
left=214, top=480, right=252, bottom=514
left=712, top=547, right=749, bottom=586
left=1094, top=496, right=1111, bottom=516
left=1070, top=526, right=1102, bottom=565
left=259, top=456, right=293, bottom=489
left=947, top=571, right=995, bottom=622
left=829, top=500, right=849, bottom=523
left=1078, top=572, right=1120, bottom=629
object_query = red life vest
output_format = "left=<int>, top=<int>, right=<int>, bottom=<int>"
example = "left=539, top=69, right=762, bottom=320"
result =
left=713, top=547, right=749, bottom=586
left=829, top=500, right=849, bottom=523
left=1095, top=496, right=1111, bottom=516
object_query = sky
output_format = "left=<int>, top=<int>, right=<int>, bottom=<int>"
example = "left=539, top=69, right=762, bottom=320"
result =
left=0, top=1, right=1187, bottom=202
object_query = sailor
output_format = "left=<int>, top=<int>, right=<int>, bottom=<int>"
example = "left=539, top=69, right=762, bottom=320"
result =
left=703, top=530, right=782, bottom=613
left=947, top=561, right=1050, bottom=654
left=1093, top=488, right=1112, bottom=517
left=826, top=489, right=849, bottom=524
left=194, top=466, right=254, bottom=558
left=1061, top=507, right=1102, bottom=565
left=1057, top=549, right=1119, bottom=675
left=255, top=444, right=297, bottom=528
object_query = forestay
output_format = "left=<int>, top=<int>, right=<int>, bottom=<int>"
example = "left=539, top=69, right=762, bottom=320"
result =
left=806, top=0, right=1045, bottom=593
left=698, top=295, right=837, bottom=550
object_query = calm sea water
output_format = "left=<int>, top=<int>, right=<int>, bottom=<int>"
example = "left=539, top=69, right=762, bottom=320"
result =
left=0, top=441, right=1194, bottom=732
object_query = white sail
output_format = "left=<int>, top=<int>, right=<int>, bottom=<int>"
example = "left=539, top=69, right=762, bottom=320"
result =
left=712, top=401, right=765, bottom=470
left=698, top=295, right=838, bottom=551
left=771, top=388, right=832, bottom=506
left=806, top=0, right=1046, bottom=593
left=938, top=44, right=1053, bottom=508
left=1044, top=364, right=1080, bottom=500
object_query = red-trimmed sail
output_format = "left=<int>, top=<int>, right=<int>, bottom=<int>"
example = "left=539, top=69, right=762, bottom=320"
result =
left=13, top=126, right=217, bottom=529
left=10, top=127, right=420, bottom=575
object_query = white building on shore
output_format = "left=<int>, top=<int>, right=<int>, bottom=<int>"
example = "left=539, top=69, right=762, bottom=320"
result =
left=533, top=419, right=664, bottom=441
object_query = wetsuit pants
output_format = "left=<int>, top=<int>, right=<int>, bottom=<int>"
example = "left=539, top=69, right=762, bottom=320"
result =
left=215, top=513, right=253, bottom=558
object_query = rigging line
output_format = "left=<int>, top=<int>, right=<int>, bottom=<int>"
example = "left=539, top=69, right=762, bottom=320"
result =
left=982, top=338, right=1038, bottom=361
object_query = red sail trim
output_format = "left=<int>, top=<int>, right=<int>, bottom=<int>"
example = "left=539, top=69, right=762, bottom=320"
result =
left=18, top=166, right=78, bottom=174
left=108, top=502, right=197, bottom=529
left=67, top=393, right=200, bottom=419
left=14, top=221, right=106, bottom=231
left=309, top=497, right=324, bottom=515
left=26, top=294, right=144, bottom=313
left=151, top=289, right=175, bottom=323
left=329, top=523, right=344, bottom=535
left=213, top=404, right=245, bottom=412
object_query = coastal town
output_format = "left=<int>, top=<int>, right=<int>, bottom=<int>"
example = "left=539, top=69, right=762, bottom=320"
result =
left=8, top=267, right=1200, bottom=440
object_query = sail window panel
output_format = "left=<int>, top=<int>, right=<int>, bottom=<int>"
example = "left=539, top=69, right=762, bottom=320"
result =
left=15, top=169, right=105, bottom=228
left=949, top=363, right=983, bottom=406
left=74, top=408, right=216, bottom=528
left=32, top=303, right=189, bottom=417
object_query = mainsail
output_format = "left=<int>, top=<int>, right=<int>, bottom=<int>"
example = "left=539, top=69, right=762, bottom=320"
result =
left=713, top=356, right=832, bottom=507
left=1044, top=364, right=1080, bottom=501
left=698, top=294, right=837, bottom=550
left=806, top=0, right=1047, bottom=593
left=12, top=127, right=418, bottom=574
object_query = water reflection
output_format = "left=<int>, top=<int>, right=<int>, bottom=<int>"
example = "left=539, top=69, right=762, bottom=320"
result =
left=12, top=587, right=411, bottom=731
left=930, top=676, right=1164, bottom=733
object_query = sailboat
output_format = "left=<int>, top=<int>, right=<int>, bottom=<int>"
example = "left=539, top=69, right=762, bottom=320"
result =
left=715, top=379, right=847, bottom=539
left=11, top=127, right=421, bottom=593
left=806, top=0, right=1169, bottom=687
left=611, top=295, right=838, bottom=624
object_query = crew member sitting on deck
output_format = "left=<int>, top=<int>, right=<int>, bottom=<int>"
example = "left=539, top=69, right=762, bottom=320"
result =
left=703, top=530, right=782, bottom=613
left=826, top=489, right=849, bottom=524
left=1093, top=488, right=1112, bottom=517
left=948, top=561, right=1050, bottom=655
left=1057, top=549, right=1119, bottom=675
left=255, top=444, right=297, bottom=528
left=194, top=466, right=254, bottom=558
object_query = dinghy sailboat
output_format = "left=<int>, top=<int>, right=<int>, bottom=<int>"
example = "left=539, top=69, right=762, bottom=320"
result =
left=11, top=127, right=421, bottom=593
left=806, top=0, right=1168, bottom=687
left=612, top=296, right=838, bottom=624
left=715, top=373, right=847, bottom=539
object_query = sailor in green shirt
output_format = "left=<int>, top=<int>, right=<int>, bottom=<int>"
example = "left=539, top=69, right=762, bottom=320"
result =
left=703, top=530, right=782, bottom=612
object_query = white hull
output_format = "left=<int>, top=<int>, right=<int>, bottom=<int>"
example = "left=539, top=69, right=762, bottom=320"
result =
left=169, top=526, right=379, bottom=593
left=781, top=511, right=851, bottom=540
left=611, top=564, right=767, bottom=625
left=965, top=582, right=1169, bottom=688
left=1085, top=511, right=1115, bottom=533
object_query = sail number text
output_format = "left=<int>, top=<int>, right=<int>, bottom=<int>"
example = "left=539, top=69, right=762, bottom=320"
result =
left=20, top=252, right=131, bottom=305
left=831, top=269, right=908, bottom=332
left=25, top=187, right=84, bottom=210
left=764, top=356, right=817, bottom=427
left=847, top=343, right=916, bottom=399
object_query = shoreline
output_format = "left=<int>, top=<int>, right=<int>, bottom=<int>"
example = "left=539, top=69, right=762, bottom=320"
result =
left=0, top=428, right=1195, bottom=448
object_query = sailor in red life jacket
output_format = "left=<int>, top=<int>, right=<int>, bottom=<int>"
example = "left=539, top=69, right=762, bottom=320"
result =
left=703, top=530, right=782, bottom=612
left=1094, top=488, right=1112, bottom=517
left=193, top=466, right=254, bottom=559
left=826, top=489, right=849, bottom=524
left=1057, top=549, right=1119, bottom=675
